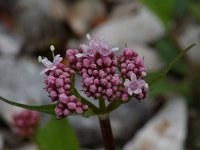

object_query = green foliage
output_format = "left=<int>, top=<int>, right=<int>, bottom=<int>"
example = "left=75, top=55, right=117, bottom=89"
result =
left=0, top=96, right=95, bottom=117
left=0, top=96, right=55, bottom=115
left=139, top=0, right=175, bottom=28
left=154, top=36, right=187, bottom=75
left=148, top=74, right=190, bottom=96
left=149, top=43, right=196, bottom=86
left=35, top=117, right=79, bottom=150
left=190, top=3, right=200, bottom=22
left=174, top=0, right=189, bottom=19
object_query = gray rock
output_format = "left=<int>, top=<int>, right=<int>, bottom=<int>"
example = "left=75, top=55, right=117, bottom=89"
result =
left=178, top=24, right=200, bottom=63
left=110, top=2, right=140, bottom=19
left=126, top=44, right=164, bottom=71
left=124, top=96, right=187, bottom=150
left=0, top=132, right=4, bottom=150
left=68, top=0, right=105, bottom=36
left=91, top=3, right=164, bottom=46
left=0, top=57, right=49, bottom=124
left=15, top=143, right=37, bottom=150
left=0, top=26, right=22, bottom=56
left=14, top=0, right=68, bottom=53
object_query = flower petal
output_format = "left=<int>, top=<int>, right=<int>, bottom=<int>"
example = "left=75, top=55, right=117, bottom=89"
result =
left=40, top=68, right=49, bottom=75
left=124, top=79, right=131, bottom=87
left=133, top=88, right=142, bottom=94
left=53, top=54, right=63, bottom=65
left=38, top=56, right=42, bottom=62
left=41, top=57, right=53, bottom=67
left=130, top=73, right=137, bottom=82
left=128, top=88, right=134, bottom=95
left=76, top=53, right=85, bottom=58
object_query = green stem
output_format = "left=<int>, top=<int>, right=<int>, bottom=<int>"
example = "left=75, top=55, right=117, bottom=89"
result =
left=99, top=98, right=106, bottom=113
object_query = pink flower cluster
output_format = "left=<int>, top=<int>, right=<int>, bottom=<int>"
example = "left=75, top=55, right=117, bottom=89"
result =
left=66, top=36, right=148, bottom=101
left=39, top=46, right=88, bottom=119
left=12, top=110, right=39, bottom=139
left=118, top=48, right=148, bottom=99
left=45, top=63, right=74, bottom=101
left=44, top=63, right=88, bottom=118
left=55, top=95, right=88, bottom=118
left=67, top=39, right=125, bottom=101
left=39, top=37, right=149, bottom=118
left=118, top=48, right=147, bottom=78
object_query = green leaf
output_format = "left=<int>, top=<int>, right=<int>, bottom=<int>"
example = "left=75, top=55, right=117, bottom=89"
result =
left=35, top=117, right=79, bottom=150
left=0, top=96, right=55, bottom=115
left=106, top=100, right=125, bottom=113
left=155, top=37, right=187, bottom=74
left=149, top=79, right=183, bottom=96
left=139, top=0, right=175, bottom=28
left=149, top=43, right=196, bottom=86
left=0, top=96, right=96, bottom=117
left=81, top=108, right=95, bottom=118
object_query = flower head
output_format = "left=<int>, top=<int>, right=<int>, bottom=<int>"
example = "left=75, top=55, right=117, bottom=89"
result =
left=38, top=45, right=63, bottom=74
left=41, top=35, right=149, bottom=118
left=12, top=110, right=40, bottom=139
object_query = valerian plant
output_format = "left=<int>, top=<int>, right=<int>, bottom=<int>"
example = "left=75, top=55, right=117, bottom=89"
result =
left=0, top=34, right=195, bottom=150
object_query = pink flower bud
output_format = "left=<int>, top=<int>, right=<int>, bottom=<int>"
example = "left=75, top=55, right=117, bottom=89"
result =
left=76, top=107, right=83, bottom=114
left=67, top=102, right=76, bottom=110
left=83, top=58, right=91, bottom=68
left=106, top=89, right=113, bottom=96
left=97, top=58, right=103, bottom=66
left=89, top=84, right=97, bottom=93
left=56, top=78, right=64, bottom=87
left=59, top=94, right=68, bottom=103
left=84, top=77, right=94, bottom=86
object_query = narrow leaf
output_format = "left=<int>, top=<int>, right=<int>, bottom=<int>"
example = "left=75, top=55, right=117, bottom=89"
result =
left=0, top=96, right=55, bottom=115
left=149, top=44, right=196, bottom=86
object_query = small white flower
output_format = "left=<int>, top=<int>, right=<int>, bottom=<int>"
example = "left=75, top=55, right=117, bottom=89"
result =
left=38, top=54, right=63, bottom=75
left=124, top=73, right=148, bottom=96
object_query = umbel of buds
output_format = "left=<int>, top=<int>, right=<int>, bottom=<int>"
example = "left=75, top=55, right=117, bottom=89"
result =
left=13, top=110, right=40, bottom=139
left=39, top=34, right=149, bottom=119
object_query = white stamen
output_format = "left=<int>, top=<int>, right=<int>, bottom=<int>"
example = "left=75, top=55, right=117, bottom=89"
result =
left=50, top=45, right=55, bottom=51
left=142, top=71, right=146, bottom=77
left=50, top=45, right=55, bottom=58
left=86, top=34, right=91, bottom=40
left=38, top=56, right=42, bottom=62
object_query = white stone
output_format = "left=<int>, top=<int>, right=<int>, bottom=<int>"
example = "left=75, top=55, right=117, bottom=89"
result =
left=124, top=96, right=187, bottom=150
left=126, top=44, right=164, bottom=71
left=178, top=24, right=200, bottom=63
left=0, top=58, right=49, bottom=124
left=0, top=133, right=4, bottom=150
left=68, top=0, right=105, bottom=36
left=0, top=31, right=22, bottom=56
left=91, top=3, right=164, bottom=46
left=15, top=143, right=37, bottom=150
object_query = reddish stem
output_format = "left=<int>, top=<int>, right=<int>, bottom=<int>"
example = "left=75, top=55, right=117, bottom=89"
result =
left=98, top=114, right=116, bottom=150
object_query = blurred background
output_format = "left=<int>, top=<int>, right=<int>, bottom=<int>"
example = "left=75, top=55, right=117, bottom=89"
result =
left=0, top=0, right=200, bottom=150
